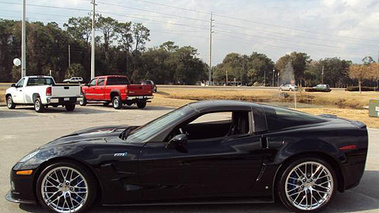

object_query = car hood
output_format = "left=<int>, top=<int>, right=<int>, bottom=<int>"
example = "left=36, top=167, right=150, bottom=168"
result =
left=42, top=125, right=131, bottom=148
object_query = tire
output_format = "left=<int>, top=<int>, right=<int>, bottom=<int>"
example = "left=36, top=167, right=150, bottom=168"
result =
left=103, top=102, right=110, bottom=107
left=79, top=97, right=87, bottom=106
left=277, top=157, right=337, bottom=213
left=34, top=97, right=44, bottom=113
left=137, top=101, right=146, bottom=109
left=36, top=161, right=97, bottom=213
left=112, top=96, right=121, bottom=109
left=6, top=95, right=16, bottom=109
left=65, top=104, right=76, bottom=111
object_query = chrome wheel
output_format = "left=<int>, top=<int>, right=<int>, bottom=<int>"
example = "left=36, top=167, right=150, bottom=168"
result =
left=7, top=96, right=13, bottom=108
left=41, top=166, right=88, bottom=213
left=285, top=161, right=334, bottom=211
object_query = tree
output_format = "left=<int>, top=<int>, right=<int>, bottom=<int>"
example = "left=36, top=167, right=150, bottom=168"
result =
left=65, top=63, right=85, bottom=78
left=97, top=16, right=118, bottom=67
left=132, top=23, right=150, bottom=52
left=275, top=52, right=310, bottom=85
left=115, top=21, right=133, bottom=74
left=349, top=64, right=371, bottom=93
left=64, top=16, right=92, bottom=42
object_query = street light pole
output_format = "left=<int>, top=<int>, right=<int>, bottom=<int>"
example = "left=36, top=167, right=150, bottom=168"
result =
left=90, top=0, right=96, bottom=79
left=272, top=68, right=275, bottom=86
left=208, top=11, right=214, bottom=86
left=21, top=0, right=26, bottom=78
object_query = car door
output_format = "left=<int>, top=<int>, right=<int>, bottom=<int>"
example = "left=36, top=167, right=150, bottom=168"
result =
left=12, top=78, right=25, bottom=103
left=138, top=110, right=264, bottom=201
left=94, top=77, right=105, bottom=100
left=85, top=78, right=97, bottom=100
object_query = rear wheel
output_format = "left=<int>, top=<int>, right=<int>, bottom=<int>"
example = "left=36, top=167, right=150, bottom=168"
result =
left=36, top=161, right=97, bottom=213
left=79, top=97, right=87, bottom=106
left=277, top=157, right=336, bottom=213
left=34, top=97, right=44, bottom=113
left=6, top=95, right=16, bottom=109
left=137, top=101, right=146, bottom=109
left=65, top=104, right=76, bottom=112
left=112, top=96, right=121, bottom=109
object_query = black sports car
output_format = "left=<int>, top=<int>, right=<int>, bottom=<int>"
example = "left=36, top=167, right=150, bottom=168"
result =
left=6, top=100, right=368, bottom=213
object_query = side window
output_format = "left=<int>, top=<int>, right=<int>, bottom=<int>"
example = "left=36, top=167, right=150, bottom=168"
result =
left=89, top=78, right=97, bottom=86
left=174, top=111, right=249, bottom=141
left=97, top=78, right=105, bottom=86
left=264, top=106, right=326, bottom=131
left=16, top=78, right=25, bottom=87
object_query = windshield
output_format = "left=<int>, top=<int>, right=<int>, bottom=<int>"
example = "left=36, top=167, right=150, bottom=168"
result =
left=126, top=105, right=193, bottom=143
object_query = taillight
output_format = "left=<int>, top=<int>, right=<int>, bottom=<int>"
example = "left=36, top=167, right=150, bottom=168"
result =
left=46, top=87, right=52, bottom=96
left=125, top=87, right=128, bottom=94
left=339, top=144, right=358, bottom=151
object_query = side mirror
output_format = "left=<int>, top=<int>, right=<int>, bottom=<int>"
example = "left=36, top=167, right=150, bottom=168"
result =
left=11, top=84, right=16, bottom=87
left=166, top=134, right=188, bottom=153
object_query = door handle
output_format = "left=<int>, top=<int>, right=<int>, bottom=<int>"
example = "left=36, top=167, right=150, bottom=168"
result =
left=19, top=90, right=22, bottom=92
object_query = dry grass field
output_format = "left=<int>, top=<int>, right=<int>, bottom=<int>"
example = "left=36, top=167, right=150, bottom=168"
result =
left=151, top=87, right=379, bottom=128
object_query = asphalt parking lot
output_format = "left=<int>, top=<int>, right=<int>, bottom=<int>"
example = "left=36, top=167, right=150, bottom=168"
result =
left=0, top=104, right=378, bottom=213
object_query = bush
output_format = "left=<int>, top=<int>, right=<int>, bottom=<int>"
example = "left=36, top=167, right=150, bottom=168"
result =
left=345, top=86, right=378, bottom=92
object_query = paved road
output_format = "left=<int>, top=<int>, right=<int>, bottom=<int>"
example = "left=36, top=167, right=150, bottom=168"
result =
left=0, top=105, right=378, bottom=213
left=158, top=85, right=347, bottom=91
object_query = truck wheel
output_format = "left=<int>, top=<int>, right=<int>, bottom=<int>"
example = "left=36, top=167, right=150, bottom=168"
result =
left=112, top=96, right=122, bottom=109
left=80, top=97, right=87, bottom=106
left=6, top=95, right=16, bottom=109
left=137, top=101, right=146, bottom=109
left=65, top=104, right=76, bottom=112
left=34, top=97, right=44, bottom=113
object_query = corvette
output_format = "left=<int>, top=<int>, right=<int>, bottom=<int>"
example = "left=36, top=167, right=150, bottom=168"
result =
left=6, top=100, right=368, bottom=213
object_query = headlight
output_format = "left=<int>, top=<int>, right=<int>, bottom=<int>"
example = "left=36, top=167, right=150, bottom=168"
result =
left=19, top=150, right=40, bottom=163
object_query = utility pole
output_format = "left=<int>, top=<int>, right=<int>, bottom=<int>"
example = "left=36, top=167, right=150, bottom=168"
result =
left=226, top=70, right=228, bottom=86
left=321, top=65, right=324, bottom=84
left=21, top=0, right=26, bottom=77
left=90, top=0, right=96, bottom=79
left=208, top=11, right=214, bottom=86
left=277, top=72, right=280, bottom=87
left=263, top=70, right=266, bottom=86
left=68, top=45, right=71, bottom=68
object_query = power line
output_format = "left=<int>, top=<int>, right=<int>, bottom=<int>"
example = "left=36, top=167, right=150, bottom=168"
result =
left=124, top=0, right=379, bottom=43
left=97, top=1, right=209, bottom=23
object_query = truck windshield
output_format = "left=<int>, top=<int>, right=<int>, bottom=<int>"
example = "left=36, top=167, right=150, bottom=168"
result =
left=107, top=77, right=129, bottom=85
left=27, top=78, right=55, bottom=86
left=126, top=106, right=193, bottom=143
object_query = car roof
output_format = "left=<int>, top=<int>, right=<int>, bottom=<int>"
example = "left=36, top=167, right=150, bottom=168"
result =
left=96, top=75, right=127, bottom=78
left=26, top=76, right=53, bottom=78
left=186, top=100, right=260, bottom=112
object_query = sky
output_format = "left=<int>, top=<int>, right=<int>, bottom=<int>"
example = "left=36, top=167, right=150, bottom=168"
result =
left=0, top=0, right=378, bottom=65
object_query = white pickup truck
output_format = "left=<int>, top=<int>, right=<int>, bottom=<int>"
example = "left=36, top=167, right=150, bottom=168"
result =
left=5, top=76, right=83, bottom=112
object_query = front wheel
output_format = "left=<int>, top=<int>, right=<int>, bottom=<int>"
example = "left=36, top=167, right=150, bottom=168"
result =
left=6, top=95, right=16, bottom=109
left=65, top=104, right=76, bottom=111
left=36, top=161, right=97, bottom=213
left=277, top=157, right=337, bottom=213
left=112, top=96, right=122, bottom=109
left=34, top=97, right=44, bottom=113
left=79, top=97, right=87, bottom=106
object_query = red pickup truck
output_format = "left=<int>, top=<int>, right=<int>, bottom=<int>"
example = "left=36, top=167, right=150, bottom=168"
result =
left=80, top=75, right=153, bottom=109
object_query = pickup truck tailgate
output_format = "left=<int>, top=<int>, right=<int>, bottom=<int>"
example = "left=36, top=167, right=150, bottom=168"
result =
left=52, top=85, right=81, bottom=97
left=127, top=84, right=153, bottom=96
